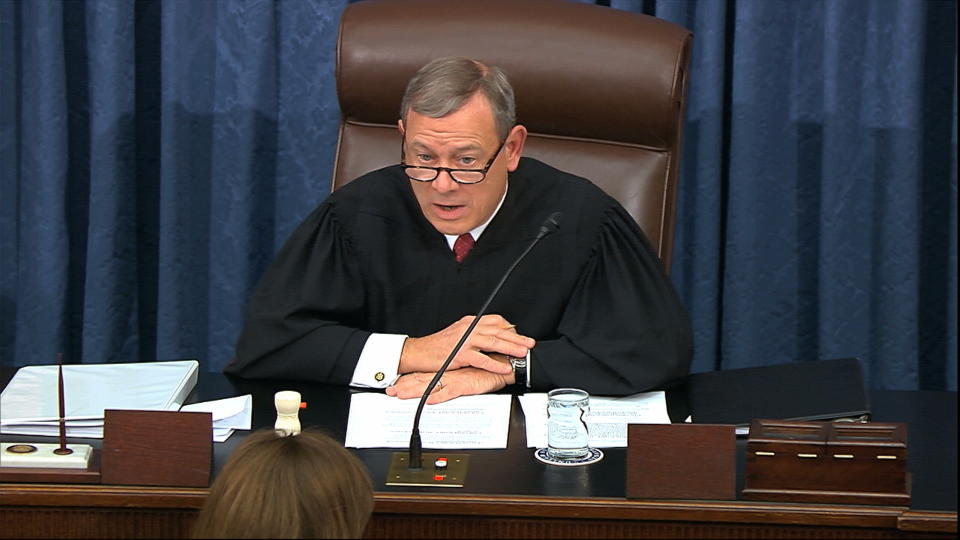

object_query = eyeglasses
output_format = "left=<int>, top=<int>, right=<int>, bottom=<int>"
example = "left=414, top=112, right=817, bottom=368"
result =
left=400, top=138, right=506, bottom=185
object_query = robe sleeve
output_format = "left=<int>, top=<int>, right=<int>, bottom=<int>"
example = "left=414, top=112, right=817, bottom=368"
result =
left=529, top=206, right=693, bottom=395
left=224, top=203, right=370, bottom=383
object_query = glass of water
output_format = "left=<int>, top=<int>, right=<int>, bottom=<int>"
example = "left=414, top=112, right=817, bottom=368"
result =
left=546, top=388, right=591, bottom=460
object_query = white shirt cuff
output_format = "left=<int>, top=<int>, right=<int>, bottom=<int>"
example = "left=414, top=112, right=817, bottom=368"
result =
left=525, top=349, right=532, bottom=388
left=349, top=333, right=405, bottom=389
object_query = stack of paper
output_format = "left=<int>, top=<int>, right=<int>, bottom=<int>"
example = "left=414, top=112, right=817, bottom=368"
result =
left=345, top=393, right=512, bottom=449
left=181, top=395, right=252, bottom=442
left=1, top=360, right=199, bottom=439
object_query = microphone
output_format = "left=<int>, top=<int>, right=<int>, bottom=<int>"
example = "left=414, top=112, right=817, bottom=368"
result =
left=387, top=212, right=562, bottom=486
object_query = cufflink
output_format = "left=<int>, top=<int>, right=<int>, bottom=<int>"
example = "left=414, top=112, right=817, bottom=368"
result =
left=375, top=372, right=385, bottom=382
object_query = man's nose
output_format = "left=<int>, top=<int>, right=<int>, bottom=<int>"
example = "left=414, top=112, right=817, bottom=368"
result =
left=431, top=170, right=459, bottom=192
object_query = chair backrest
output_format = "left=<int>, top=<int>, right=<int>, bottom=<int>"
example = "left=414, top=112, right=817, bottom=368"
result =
left=334, top=0, right=692, bottom=272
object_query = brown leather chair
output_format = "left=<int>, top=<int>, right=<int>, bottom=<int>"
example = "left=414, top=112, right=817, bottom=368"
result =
left=333, top=0, right=692, bottom=272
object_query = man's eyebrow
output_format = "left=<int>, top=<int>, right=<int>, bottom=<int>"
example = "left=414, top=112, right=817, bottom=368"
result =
left=410, top=141, right=483, bottom=153
left=453, top=144, right=484, bottom=154
left=409, top=141, right=435, bottom=154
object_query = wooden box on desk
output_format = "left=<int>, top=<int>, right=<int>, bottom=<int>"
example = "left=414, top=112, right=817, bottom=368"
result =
left=742, top=419, right=910, bottom=506
left=626, top=424, right=736, bottom=500
left=101, top=409, right=212, bottom=488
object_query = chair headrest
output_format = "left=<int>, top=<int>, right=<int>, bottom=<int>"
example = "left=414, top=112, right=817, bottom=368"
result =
left=337, top=0, right=692, bottom=148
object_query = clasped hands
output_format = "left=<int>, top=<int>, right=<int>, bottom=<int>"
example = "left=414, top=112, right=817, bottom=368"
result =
left=386, top=314, right=534, bottom=404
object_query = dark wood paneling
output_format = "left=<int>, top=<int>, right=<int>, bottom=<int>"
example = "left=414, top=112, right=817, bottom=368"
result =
left=1, top=483, right=956, bottom=538
left=367, top=515, right=910, bottom=539
left=2, top=506, right=951, bottom=540
left=0, top=508, right=196, bottom=539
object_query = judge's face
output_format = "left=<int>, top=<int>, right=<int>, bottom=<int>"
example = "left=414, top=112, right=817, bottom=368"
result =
left=400, top=93, right=524, bottom=236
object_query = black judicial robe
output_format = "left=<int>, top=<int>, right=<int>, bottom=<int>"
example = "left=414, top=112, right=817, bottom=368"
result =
left=226, top=158, right=693, bottom=395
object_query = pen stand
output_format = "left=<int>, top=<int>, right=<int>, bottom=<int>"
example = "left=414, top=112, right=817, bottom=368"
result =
left=0, top=442, right=101, bottom=484
left=101, top=409, right=213, bottom=487
left=742, top=419, right=910, bottom=506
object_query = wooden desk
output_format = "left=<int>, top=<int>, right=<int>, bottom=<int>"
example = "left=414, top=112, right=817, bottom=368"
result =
left=2, top=372, right=956, bottom=538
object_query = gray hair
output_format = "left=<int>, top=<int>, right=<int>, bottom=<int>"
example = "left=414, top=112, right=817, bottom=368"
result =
left=400, top=56, right=516, bottom=140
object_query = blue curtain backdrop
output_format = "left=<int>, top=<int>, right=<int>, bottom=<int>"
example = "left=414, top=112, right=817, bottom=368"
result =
left=1, top=0, right=956, bottom=391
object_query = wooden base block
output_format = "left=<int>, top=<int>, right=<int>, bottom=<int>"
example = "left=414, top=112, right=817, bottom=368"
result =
left=743, top=420, right=911, bottom=506
left=742, top=474, right=911, bottom=506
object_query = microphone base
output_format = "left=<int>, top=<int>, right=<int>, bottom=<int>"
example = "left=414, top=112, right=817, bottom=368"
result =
left=385, top=451, right=469, bottom=487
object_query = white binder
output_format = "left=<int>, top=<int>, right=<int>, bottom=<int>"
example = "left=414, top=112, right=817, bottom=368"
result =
left=0, top=360, right=199, bottom=439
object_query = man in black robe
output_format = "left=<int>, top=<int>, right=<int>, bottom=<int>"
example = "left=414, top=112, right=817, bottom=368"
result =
left=226, top=57, right=692, bottom=403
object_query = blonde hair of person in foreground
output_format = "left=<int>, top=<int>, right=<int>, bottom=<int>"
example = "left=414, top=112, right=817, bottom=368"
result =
left=192, top=428, right=374, bottom=538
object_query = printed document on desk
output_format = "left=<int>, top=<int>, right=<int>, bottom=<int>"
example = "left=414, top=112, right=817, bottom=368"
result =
left=519, top=391, right=671, bottom=448
left=1, top=360, right=199, bottom=439
left=345, top=392, right=511, bottom=449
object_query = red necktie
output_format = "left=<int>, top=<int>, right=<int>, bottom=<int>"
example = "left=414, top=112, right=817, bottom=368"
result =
left=453, top=233, right=475, bottom=262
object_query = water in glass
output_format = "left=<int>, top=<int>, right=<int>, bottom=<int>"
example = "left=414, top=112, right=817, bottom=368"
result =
left=546, top=388, right=590, bottom=460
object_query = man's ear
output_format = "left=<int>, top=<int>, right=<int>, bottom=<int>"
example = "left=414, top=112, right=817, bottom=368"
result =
left=397, top=119, right=405, bottom=135
left=505, top=124, right=528, bottom=172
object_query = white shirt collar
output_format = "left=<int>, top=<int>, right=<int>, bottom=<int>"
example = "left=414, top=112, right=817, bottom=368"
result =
left=444, top=181, right=508, bottom=250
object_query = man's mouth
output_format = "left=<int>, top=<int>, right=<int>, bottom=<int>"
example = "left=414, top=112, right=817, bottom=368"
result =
left=434, top=202, right=467, bottom=218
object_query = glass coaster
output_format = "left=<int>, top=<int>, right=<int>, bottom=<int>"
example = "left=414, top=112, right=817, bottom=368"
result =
left=534, top=447, right=604, bottom=466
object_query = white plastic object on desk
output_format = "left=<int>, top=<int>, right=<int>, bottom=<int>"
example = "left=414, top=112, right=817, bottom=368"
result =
left=274, top=390, right=301, bottom=436
left=1, top=441, right=93, bottom=469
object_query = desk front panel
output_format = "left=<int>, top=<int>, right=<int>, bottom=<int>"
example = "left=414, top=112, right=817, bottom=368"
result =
left=2, top=487, right=956, bottom=538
